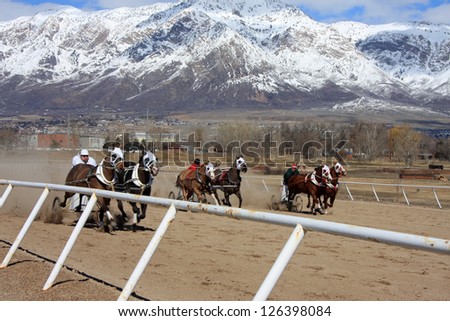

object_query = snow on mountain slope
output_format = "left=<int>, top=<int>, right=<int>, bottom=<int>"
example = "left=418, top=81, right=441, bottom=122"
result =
left=0, top=0, right=448, bottom=116
left=333, top=21, right=450, bottom=96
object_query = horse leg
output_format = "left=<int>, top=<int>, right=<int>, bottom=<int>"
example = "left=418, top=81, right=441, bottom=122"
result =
left=129, top=201, right=141, bottom=232
left=286, top=189, right=296, bottom=211
left=116, top=199, right=128, bottom=222
left=321, top=194, right=328, bottom=214
left=194, top=187, right=205, bottom=203
left=139, top=187, right=150, bottom=220
left=312, top=195, right=323, bottom=215
left=318, top=194, right=325, bottom=211
left=223, top=191, right=231, bottom=206
left=186, top=190, right=194, bottom=201
left=210, top=190, right=220, bottom=205
left=236, top=190, right=243, bottom=208
left=76, top=194, right=86, bottom=212
left=140, top=203, right=147, bottom=220
left=60, top=191, right=74, bottom=208
left=181, top=186, right=189, bottom=201
left=329, top=192, right=336, bottom=208
left=97, top=197, right=114, bottom=232
left=307, top=191, right=316, bottom=214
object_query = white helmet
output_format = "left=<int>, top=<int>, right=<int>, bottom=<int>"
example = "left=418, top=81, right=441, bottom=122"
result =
left=80, top=149, right=89, bottom=156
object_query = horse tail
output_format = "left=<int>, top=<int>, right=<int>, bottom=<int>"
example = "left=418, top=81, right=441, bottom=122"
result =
left=175, top=174, right=181, bottom=187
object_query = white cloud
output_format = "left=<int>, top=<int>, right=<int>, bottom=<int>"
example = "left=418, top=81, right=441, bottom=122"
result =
left=290, top=0, right=445, bottom=24
left=0, top=0, right=47, bottom=21
left=422, top=3, right=450, bottom=24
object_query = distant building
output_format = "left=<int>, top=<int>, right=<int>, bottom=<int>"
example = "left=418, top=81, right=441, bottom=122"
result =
left=35, top=133, right=78, bottom=149
left=21, top=133, right=104, bottom=150
left=134, top=132, right=177, bottom=143
left=79, top=136, right=105, bottom=150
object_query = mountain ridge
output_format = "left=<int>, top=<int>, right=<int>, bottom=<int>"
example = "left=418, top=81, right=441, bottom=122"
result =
left=0, top=0, right=449, bottom=117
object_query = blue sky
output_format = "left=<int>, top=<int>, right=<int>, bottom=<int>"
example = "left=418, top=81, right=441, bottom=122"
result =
left=1, top=0, right=449, bottom=24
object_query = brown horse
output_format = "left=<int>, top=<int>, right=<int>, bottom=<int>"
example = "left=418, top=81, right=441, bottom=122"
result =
left=287, top=165, right=332, bottom=214
left=116, top=151, right=159, bottom=229
left=59, top=155, right=124, bottom=231
left=316, top=162, right=347, bottom=213
left=211, top=156, right=247, bottom=208
left=176, top=161, right=216, bottom=204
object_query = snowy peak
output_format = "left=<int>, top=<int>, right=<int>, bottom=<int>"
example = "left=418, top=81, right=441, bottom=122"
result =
left=188, top=0, right=289, bottom=13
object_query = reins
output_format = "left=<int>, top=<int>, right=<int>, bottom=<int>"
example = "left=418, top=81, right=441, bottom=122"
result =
left=65, top=166, right=97, bottom=187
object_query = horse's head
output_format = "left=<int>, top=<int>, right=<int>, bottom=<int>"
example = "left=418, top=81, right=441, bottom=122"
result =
left=143, top=151, right=159, bottom=176
left=110, top=151, right=125, bottom=171
left=235, top=156, right=247, bottom=173
left=205, top=161, right=216, bottom=179
left=333, top=162, right=347, bottom=177
left=322, top=165, right=332, bottom=182
left=315, top=165, right=331, bottom=184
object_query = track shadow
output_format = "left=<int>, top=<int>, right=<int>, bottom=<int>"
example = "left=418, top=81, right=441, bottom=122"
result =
left=118, top=224, right=155, bottom=232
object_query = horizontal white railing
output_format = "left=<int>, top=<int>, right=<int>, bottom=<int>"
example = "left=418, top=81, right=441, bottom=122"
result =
left=339, top=181, right=450, bottom=208
left=246, top=175, right=450, bottom=209
left=1, top=178, right=449, bottom=301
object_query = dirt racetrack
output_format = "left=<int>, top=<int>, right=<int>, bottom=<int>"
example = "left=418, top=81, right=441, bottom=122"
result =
left=1, top=150, right=450, bottom=301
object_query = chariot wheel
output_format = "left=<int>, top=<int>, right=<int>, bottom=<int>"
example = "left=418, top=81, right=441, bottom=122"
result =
left=49, top=196, right=63, bottom=224
left=270, top=195, right=279, bottom=211
left=168, top=191, right=176, bottom=199
left=294, top=195, right=303, bottom=213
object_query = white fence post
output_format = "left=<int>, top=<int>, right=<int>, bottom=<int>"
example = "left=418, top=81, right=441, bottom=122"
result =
left=0, top=184, right=13, bottom=208
left=1, top=187, right=49, bottom=268
left=401, top=187, right=411, bottom=206
left=345, top=182, right=354, bottom=201
left=254, top=224, right=305, bottom=301
left=118, top=204, right=177, bottom=301
left=433, top=188, right=442, bottom=209
left=43, top=193, right=98, bottom=290
left=372, top=184, right=380, bottom=202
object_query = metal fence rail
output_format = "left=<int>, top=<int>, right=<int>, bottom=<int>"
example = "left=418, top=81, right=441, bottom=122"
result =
left=253, top=175, right=450, bottom=209
left=1, top=178, right=449, bottom=301
left=339, top=181, right=450, bottom=208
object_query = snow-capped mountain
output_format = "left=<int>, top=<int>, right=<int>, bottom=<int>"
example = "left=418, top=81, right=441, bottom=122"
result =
left=0, top=0, right=449, bottom=117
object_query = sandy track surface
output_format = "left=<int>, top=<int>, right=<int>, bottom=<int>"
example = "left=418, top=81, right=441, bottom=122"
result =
left=1, top=151, right=449, bottom=301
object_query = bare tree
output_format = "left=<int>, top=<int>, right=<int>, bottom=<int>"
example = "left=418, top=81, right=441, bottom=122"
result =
left=435, top=137, right=450, bottom=160
left=389, top=125, right=422, bottom=167
left=349, top=121, right=387, bottom=161
left=215, top=122, right=263, bottom=145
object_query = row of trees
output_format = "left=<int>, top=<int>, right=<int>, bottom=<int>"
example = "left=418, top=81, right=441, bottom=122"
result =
left=211, top=121, right=449, bottom=166
left=1, top=119, right=449, bottom=166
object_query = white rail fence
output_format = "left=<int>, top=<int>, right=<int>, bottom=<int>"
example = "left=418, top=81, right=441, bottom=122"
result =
left=0, top=179, right=449, bottom=301
left=252, top=176, right=450, bottom=209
